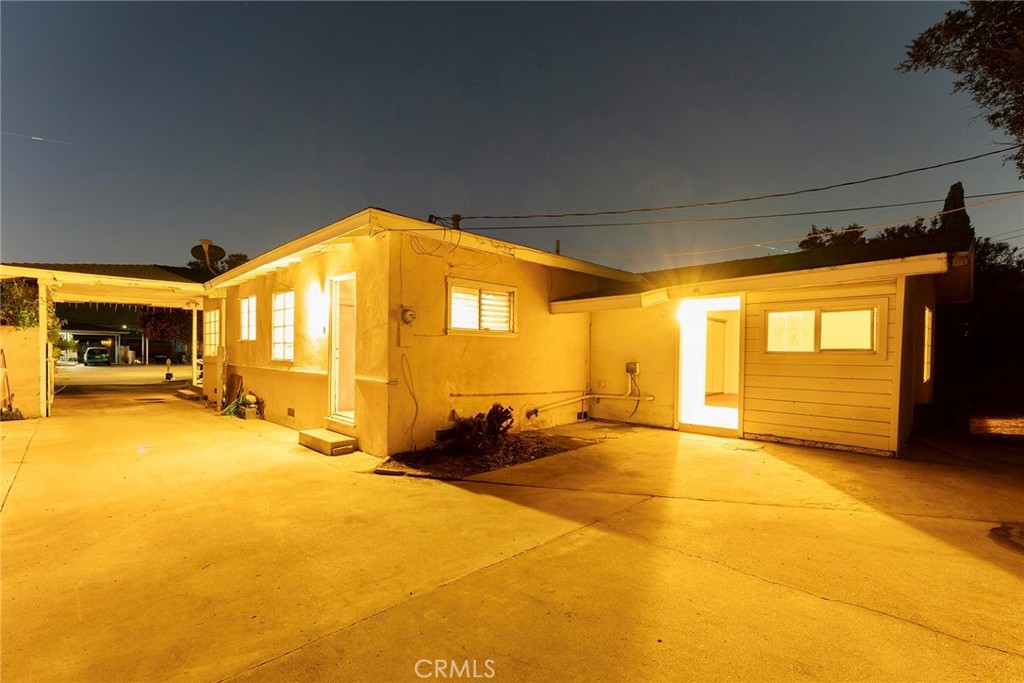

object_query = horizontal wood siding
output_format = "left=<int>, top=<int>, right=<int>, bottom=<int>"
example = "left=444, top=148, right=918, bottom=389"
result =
left=742, top=281, right=898, bottom=452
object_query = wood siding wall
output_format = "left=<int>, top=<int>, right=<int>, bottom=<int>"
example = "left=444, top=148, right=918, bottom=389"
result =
left=742, top=282, right=899, bottom=454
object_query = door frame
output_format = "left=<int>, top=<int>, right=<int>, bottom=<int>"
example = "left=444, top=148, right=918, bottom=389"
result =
left=329, top=273, right=357, bottom=424
left=676, top=294, right=744, bottom=436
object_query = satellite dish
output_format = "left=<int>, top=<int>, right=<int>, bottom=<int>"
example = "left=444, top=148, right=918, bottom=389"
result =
left=191, top=239, right=226, bottom=271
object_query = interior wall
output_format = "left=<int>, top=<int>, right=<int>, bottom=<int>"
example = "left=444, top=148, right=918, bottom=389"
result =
left=589, top=302, right=678, bottom=428
left=384, top=233, right=600, bottom=455
left=710, top=308, right=740, bottom=394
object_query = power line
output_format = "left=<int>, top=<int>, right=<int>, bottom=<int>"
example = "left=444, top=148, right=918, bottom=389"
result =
left=466, top=190, right=1022, bottom=232
left=568, top=191, right=1024, bottom=259
left=991, top=230, right=1024, bottom=244
left=452, top=144, right=1024, bottom=221
left=986, top=227, right=1024, bottom=240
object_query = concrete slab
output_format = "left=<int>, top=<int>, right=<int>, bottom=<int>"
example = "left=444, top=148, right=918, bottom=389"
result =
left=3, top=394, right=1022, bottom=682
left=298, top=428, right=357, bottom=456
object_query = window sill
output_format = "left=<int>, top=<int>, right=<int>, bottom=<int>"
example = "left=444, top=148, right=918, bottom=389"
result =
left=446, top=328, right=518, bottom=339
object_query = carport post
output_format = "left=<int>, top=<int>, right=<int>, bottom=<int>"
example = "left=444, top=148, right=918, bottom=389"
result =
left=37, top=282, right=49, bottom=417
left=191, top=307, right=198, bottom=386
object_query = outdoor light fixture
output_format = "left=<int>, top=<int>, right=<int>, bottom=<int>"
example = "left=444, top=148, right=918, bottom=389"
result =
left=304, top=281, right=329, bottom=339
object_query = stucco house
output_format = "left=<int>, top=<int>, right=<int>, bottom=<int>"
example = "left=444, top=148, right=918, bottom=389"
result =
left=1, top=208, right=973, bottom=458
left=199, top=208, right=972, bottom=458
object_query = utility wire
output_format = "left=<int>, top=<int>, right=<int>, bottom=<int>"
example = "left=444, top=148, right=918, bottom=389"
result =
left=569, top=191, right=1024, bottom=258
left=986, top=227, right=1024, bottom=240
left=466, top=190, right=1023, bottom=232
left=452, top=144, right=1024, bottom=221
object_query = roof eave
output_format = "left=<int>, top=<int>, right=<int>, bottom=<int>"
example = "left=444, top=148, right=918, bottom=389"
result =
left=551, top=251, right=959, bottom=313
left=206, top=208, right=640, bottom=290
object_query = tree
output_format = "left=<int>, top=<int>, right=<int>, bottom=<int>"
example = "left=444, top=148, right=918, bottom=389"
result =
left=138, top=307, right=191, bottom=344
left=186, top=252, right=249, bottom=275
left=799, top=184, right=1024, bottom=409
left=0, top=278, right=78, bottom=351
left=797, top=223, right=866, bottom=251
left=899, top=2, right=1024, bottom=178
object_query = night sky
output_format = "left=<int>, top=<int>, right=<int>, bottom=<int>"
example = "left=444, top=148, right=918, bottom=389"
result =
left=3, top=2, right=1021, bottom=273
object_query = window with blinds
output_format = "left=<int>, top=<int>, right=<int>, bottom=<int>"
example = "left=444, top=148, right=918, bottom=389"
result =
left=449, top=281, right=514, bottom=333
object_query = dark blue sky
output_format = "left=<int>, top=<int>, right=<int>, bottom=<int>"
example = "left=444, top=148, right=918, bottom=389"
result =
left=3, top=2, right=1021, bottom=272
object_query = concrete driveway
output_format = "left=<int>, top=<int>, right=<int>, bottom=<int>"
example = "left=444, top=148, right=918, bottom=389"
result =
left=2, top=387, right=1022, bottom=682
left=55, top=363, right=194, bottom=386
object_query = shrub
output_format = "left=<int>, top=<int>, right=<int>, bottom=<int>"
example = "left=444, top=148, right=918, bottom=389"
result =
left=449, top=403, right=514, bottom=454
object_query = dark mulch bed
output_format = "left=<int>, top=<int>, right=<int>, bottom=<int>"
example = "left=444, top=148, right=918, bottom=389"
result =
left=376, top=432, right=594, bottom=480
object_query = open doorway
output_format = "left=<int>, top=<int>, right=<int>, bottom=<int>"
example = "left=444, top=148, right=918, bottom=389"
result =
left=678, top=296, right=741, bottom=430
left=330, top=275, right=356, bottom=424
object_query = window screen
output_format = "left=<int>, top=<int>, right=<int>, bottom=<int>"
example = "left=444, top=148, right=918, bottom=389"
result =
left=820, top=309, right=874, bottom=350
left=766, top=310, right=814, bottom=352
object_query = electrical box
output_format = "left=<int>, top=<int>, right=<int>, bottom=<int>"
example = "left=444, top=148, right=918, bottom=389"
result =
left=625, top=362, right=640, bottom=375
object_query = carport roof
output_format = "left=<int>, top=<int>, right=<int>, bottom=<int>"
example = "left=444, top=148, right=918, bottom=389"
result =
left=0, top=262, right=206, bottom=307
left=4, top=263, right=208, bottom=284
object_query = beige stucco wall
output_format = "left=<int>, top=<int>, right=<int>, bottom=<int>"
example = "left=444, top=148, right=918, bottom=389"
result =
left=589, top=302, right=679, bottom=428
left=383, top=233, right=599, bottom=455
left=0, top=326, right=41, bottom=418
left=216, top=238, right=389, bottom=436
left=206, top=229, right=622, bottom=456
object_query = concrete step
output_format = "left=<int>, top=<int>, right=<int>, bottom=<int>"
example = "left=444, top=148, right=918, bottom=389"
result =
left=175, top=389, right=203, bottom=401
left=324, top=415, right=355, bottom=435
left=298, top=428, right=358, bottom=456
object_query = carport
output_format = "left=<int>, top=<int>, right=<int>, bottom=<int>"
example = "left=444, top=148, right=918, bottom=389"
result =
left=0, top=263, right=206, bottom=417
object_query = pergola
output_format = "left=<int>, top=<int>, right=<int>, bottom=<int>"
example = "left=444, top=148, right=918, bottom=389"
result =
left=0, top=264, right=207, bottom=416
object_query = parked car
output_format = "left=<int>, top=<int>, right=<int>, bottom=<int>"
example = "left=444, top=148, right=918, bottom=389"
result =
left=83, top=347, right=111, bottom=366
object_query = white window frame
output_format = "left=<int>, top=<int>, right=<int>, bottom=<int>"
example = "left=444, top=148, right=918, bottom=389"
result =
left=764, top=299, right=886, bottom=357
left=240, top=295, right=256, bottom=341
left=271, top=290, right=295, bottom=361
left=203, top=309, right=220, bottom=356
left=446, top=277, right=517, bottom=337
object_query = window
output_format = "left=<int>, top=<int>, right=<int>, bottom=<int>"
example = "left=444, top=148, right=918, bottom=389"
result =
left=240, top=295, right=256, bottom=341
left=449, top=280, right=514, bottom=333
left=203, top=309, right=220, bottom=356
left=272, top=290, right=295, bottom=360
left=820, top=309, right=874, bottom=350
left=766, top=310, right=814, bottom=352
left=923, top=306, right=933, bottom=382
left=766, top=305, right=878, bottom=354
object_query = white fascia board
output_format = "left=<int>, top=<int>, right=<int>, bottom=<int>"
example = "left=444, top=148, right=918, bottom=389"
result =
left=549, top=287, right=669, bottom=314
left=664, top=253, right=952, bottom=299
